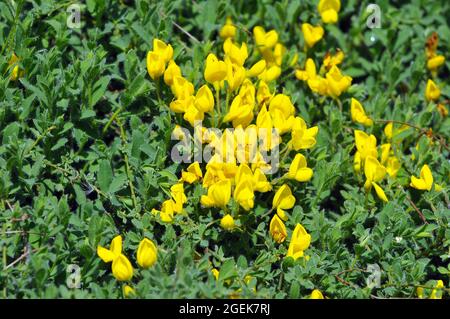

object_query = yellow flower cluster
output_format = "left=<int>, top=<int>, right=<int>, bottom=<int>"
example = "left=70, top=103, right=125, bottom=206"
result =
left=295, top=54, right=352, bottom=98
left=353, top=129, right=402, bottom=202
left=97, top=236, right=158, bottom=284
left=145, top=21, right=317, bottom=261
left=417, top=280, right=445, bottom=299
left=424, top=32, right=447, bottom=116
left=295, top=2, right=352, bottom=98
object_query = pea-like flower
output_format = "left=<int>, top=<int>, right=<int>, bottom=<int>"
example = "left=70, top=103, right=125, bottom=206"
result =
left=427, top=55, right=445, bottom=71
left=97, top=236, right=133, bottom=282
left=425, top=79, right=440, bottom=102
left=181, top=162, right=203, bottom=184
left=194, top=85, right=214, bottom=113
left=223, top=39, right=248, bottom=67
left=137, top=238, right=158, bottom=269
left=204, top=53, right=227, bottom=84
left=253, top=26, right=278, bottom=50
left=301, top=23, right=324, bottom=48
left=272, top=184, right=296, bottom=220
left=287, top=223, right=311, bottom=260
left=152, top=39, right=173, bottom=63
left=219, top=17, right=236, bottom=39
left=112, top=254, right=134, bottom=281
left=318, top=0, right=341, bottom=24
left=146, top=51, right=165, bottom=80
left=269, top=214, right=287, bottom=244
left=350, top=98, right=373, bottom=127
left=310, top=289, right=325, bottom=299
left=354, top=130, right=377, bottom=161
left=220, top=214, right=235, bottom=230
left=123, top=285, right=135, bottom=298
left=247, top=60, right=266, bottom=78
left=290, top=117, right=318, bottom=151
left=410, top=164, right=433, bottom=191
left=325, top=65, right=352, bottom=97
left=234, top=180, right=255, bottom=211
left=164, top=60, right=182, bottom=86
left=286, top=154, right=313, bottom=182
left=201, top=179, right=232, bottom=208
left=364, top=156, right=388, bottom=202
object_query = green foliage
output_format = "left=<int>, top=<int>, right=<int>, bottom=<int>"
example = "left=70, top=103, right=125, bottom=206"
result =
left=0, top=0, right=449, bottom=299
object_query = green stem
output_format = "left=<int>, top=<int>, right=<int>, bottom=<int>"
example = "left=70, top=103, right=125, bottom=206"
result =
left=116, top=118, right=139, bottom=213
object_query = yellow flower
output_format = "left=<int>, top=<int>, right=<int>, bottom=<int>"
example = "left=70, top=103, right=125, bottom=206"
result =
left=97, top=235, right=123, bottom=262
left=183, top=103, right=205, bottom=127
left=350, top=98, right=373, bottom=126
left=257, top=81, right=273, bottom=106
left=152, top=38, right=173, bottom=63
left=271, top=110, right=294, bottom=135
left=181, top=162, right=203, bottom=184
left=383, top=122, right=410, bottom=142
left=301, top=23, right=324, bottom=48
left=171, top=76, right=195, bottom=100
left=136, top=238, right=158, bottom=269
left=307, top=75, right=329, bottom=95
left=425, top=79, right=440, bottom=102
left=220, top=214, right=235, bottom=230
left=247, top=59, right=266, bottom=77
left=273, top=43, right=286, bottom=67
left=224, top=38, right=248, bottom=66
left=219, top=17, right=236, bottom=39
left=295, top=58, right=317, bottom=81
left=323, top=49, right=344, bottom=69
left=427, top=55, right=445, bottom=71
left=287, top=223, right=311, bottom=260
left=151, top=199, right=175, bottom=223
left=258, top=65, right=281, bottom=82
left=364, top=156, right=388, bottom=202
left=8, top=53, right=21, bottom=81
left=290, top=117, right=318, bottom=150
left=204, top=53, right=227, bottom=83
left=112, top=254, right=133, bottom=281
left=269, top=214, right=287, bottom=244
left=201, top=179, right=232, bottom=208
left=354, top=130, right=377, bottom=161
left=170, top=182, right=187, bottom=213
left=211, top=268, right=220, bottom=280
left=195, top=84, right=214, bottom=113
left=410, top=164, right=433, bottom=191
left=325, top=65, right=352, bottom=97
left=234, top=180, right=255, bottom=211
left=268, top=94, right=295, bottom=119
left=310, top=289, right=325, bottom=299
left=123, top=285, right=135, bottom=298
left=225, top=58, right=246, bottom=91
left=286, top=153, right=313, bottom=182
left=146, top=51, right=165, bottom=80
left=164, top=60, right=181, bottom=86
left=318, top=0, right=341, bottom=24
left=272, top=184, right=296, bottom=218
left=253, top=168, right=272, bottom=192
left=223, top=95, right=254, bottom=128
left=253, top=26, right=278, bottom=50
